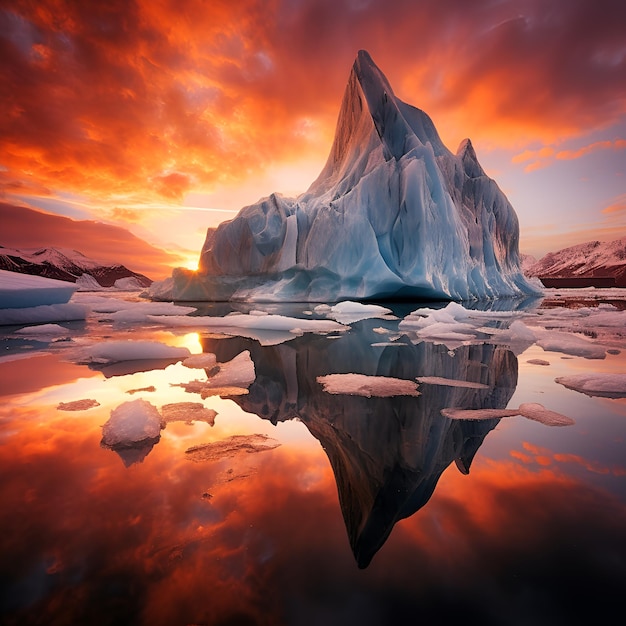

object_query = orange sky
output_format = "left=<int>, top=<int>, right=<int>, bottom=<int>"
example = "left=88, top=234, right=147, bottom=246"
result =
left=1, top=0, right=625, bottom=277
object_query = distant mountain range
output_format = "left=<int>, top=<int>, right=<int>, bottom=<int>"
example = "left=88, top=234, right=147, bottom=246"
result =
left=526, top=238, right=626, bottom=287
left=0, top=245, right=152, bottom=289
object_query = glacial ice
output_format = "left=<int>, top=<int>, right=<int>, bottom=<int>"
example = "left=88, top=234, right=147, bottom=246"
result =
left=441, top=403, right=574, bottom=426
left=0, top=269, right=77, bottom=308
left=0, top=302, right=89, bottom=326
left=170, top=50, right=540, bottom=303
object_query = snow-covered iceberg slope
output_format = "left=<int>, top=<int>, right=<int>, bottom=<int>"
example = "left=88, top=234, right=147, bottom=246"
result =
left=173, top=50, right=539, bottom=302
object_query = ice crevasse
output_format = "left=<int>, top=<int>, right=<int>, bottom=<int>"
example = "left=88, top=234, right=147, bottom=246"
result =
left=171, top=50, right=541, bottom=303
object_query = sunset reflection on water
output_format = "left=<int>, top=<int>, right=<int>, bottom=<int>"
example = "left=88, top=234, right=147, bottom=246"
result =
left=1, top=305, right=625, bottom=625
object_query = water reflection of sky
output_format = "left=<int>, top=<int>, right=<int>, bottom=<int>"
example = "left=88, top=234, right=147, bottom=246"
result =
left=1, top=296, right=625, bottom=625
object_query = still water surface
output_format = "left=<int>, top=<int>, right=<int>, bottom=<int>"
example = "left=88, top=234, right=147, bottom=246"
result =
left=1, top=293, right=625, bottom=625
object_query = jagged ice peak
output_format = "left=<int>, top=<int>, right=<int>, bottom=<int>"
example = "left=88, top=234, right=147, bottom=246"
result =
left=170, top=50, right=541, bottom=302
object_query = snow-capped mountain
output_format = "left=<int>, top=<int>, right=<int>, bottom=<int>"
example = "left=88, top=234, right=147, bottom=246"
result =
left=171, top=50, right=539, bottom=302
left=527, top=238, right=626, bottom=287
left=0, top=246, right=152, bottom=289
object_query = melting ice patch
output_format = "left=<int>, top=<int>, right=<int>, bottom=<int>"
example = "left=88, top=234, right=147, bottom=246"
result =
left=555, top=373, right=626, bottom=398
left=15, top=323, right=72, bottom=338
left=317, top=373, right=421, bottom=397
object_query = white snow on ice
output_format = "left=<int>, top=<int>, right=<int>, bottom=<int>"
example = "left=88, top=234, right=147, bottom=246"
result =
left=0, top=269, right=77, bottom=309
left=101, top=399, right=163, bottom=448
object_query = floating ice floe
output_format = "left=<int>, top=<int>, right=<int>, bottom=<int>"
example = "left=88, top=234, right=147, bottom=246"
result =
left=0, top=303, right=89, bottom=326
left=161, top=402, right=217, bottom=426
left=185, top=434, right=281, bottom=462
left=14, top=323, right=72, bottom=338
left=182, top=352, right=218, bottom=370
left=441, top=402, right=574, bottom=426
left=57, top=399, right=100, bottom=411
left=75, top=340, right=191, bottom=365
left=174, top=350, right=256, bottom=398
left=555, top=373, right=626, bottom=398
left=534, top=330, right=607, bottom=360
left=317, top=373, right=421, bottom=397
left=527, top=359, right=550, bottom=366
left=319, top=301, right=396, bottom=325
left=101, top=399, right=163, bottom=448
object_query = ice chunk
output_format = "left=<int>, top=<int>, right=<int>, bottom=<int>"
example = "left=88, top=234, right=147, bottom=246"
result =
left=174, top=350, right=256, bottom=398
left=518, top=403, right=575, bottom=426
left=185, top=434, right=281, bottom=462
left=182, top=352, right=218, bottom=370
left=14, top=323, right=71, bottom=338
left=441, top=403, right=574, bottom=426
left=317, top=373, right=421, bottom=397
left=416, top=376, right=489, bottom=389
left=535, top=330, right=607, bottom=359
left=57, top=399, right=100, bottom=411
left=0, top=269, right=77, bottom=308
left=555, top=373, right=626, bottom=398
left=75, top=340, right=191, bottom=364
left=527, top=359, right=550, bottom=366
left=0, top=303, right=88, bottom=326
left=325, top=301, right=395, bottom=324
left=101, top=399, right=163, bottom=448
left=161, top=402, right=217, bottom=426
left=441, top=408, right=520, bottom=420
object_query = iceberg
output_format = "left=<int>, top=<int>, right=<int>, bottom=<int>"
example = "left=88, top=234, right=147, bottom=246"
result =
left=172, top=50, right=539, bottom=303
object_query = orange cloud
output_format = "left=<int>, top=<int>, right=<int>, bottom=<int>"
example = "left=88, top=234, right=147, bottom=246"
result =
left=556, top=138, right=626, bottom=160
left=1, top=0, right=625, bottom=213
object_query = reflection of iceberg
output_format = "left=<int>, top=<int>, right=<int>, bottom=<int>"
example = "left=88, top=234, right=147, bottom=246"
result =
left=202, top=321, right=518, bottom=567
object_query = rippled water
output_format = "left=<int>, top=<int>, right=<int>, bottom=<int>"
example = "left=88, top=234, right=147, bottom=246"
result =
left=1, top=292, right=625, bottom=625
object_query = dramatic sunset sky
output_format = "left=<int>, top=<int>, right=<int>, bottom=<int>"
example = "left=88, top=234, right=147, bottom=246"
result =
left=1, top=0, right=625, bottom=278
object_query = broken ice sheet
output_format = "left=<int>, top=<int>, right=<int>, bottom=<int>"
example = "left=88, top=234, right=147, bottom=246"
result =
left=173, top=350, right=255, bottom=398
left=57, top=398, right=100, bottom=411
left=185, top=434, right=281, bottom=462
left=555, top=373, right=626, bottom=399
left=441, top=403, right=574, bottom=427
left=317, top=373, right=420, bottom=397
left=161, top=402, right=217, bottom=426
